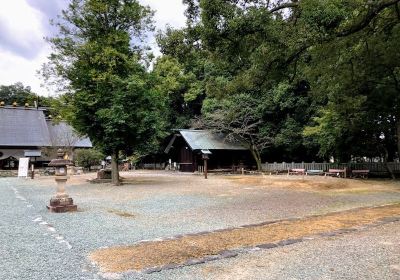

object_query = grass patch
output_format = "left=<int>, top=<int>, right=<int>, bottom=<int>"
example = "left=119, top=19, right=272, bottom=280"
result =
left=107, top=209, right=136, bottom=218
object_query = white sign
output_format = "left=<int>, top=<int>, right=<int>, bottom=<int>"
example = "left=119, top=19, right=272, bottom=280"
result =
left=18, top=157, right=30, bottom=178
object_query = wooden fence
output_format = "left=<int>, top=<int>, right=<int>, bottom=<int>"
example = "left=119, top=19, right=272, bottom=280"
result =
left=261, top=162, right=400, bottom=173
left=142, top=163, right=166, bottom=170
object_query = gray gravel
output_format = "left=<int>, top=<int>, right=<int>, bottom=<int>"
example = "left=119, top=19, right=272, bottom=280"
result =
left=152, top=221, right=400, bottom=280
left=1, top=172, right=400, bottom=280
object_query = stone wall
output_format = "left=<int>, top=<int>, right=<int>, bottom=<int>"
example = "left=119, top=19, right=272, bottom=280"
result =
left=0, top=170, right=18, bottom=177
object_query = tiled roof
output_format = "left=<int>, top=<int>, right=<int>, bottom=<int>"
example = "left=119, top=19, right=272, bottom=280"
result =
left=47, top=121, right=92, bottom=148
left=0, top=107, right=92, bottom=148
left=0, top=107, right=51, bottom=146
left=165, top=130, right=247, bottom=152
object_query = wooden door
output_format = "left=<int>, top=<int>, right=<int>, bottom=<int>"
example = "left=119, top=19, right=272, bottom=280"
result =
left=179, top=146, right=194, bottom=172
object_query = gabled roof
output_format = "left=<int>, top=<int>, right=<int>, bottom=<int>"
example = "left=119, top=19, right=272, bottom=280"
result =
left=165, top=129, right=248, bottom=153
left=0, top=107, right=92, bottom=148
left=0, top=107, right=52, bottom=146
left=47, top=121, right=92, bottom=148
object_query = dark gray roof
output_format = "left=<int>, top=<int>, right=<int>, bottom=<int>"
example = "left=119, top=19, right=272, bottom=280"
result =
left=0, top=107, right=92, bottom=148
left=47, top=121, right=92, bottom=148
left=0, top=107, right=51, bottom=146
left=165, top=130, right=247, bottom=153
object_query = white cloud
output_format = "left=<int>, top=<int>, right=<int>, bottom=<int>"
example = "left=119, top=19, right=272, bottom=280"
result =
left=0, top=0, right=45, bottom=58
left=141, top=0, right=186, bottom=29
left=0, top=46, right=51, bottom=96
left=141, top=0, right=187, bottom=56
left=0, top=0, right=186, bottom=96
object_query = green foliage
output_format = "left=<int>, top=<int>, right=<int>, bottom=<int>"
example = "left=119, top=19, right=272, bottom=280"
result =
left=172, top=0, right=400, bottom=164
left=40, top=0, right=400, bottom=168
left=152, top=56, right=198, bottom=128
left=0, top=82, right=52, bottom=107
left=44, top=0, right=166, bottom=159
left=74, top=148, right=104, bottom=169
left=304, top=1, right=400, bottom=161
left=154, top=25, right=207, bottom=128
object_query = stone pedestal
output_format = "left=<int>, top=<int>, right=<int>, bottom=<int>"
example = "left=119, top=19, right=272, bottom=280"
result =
left=47, top=196, right=77, bottom=213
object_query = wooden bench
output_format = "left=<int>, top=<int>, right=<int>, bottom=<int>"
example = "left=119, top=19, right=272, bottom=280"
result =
left=325, top=169, right=346, bottom=178
left=288, top=168, right=306, bottom=175
left=269, top=170, right=287, bottom=175
left=351, top=170, right=369, bottom=179
left=306, top=169, right=324, bottom=176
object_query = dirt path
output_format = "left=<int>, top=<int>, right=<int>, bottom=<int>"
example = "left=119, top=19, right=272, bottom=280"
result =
left=90, top=203, right=400, bottom=273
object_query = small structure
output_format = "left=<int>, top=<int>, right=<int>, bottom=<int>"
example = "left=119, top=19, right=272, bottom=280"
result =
left=47, top=149, right=77, bottom=213
left=164, top=130, right=254, bottom=172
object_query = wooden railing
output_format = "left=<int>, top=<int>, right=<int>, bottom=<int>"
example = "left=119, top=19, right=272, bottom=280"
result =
left=261, top=162, right=400, bottom=173
left=142, top=163, right=166, bottom=170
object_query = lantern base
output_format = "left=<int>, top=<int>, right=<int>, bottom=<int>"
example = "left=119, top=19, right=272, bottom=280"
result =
left=47, top=196, right=77, bottom=213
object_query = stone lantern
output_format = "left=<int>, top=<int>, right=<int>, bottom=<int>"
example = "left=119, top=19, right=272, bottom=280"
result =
left=47, top=149, right=77, bottom=213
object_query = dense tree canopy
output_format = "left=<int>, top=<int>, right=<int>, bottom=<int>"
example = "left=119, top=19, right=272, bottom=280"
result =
left=39, top=0, right=400, bottom=175
left=153, top=0, right=400, bottom=169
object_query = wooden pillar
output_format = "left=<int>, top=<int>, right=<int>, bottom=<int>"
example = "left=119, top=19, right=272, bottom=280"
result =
left=204, top=158, right=208, bottom=179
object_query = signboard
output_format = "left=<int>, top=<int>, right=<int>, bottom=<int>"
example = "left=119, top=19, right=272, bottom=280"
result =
left=18, top=157, right=30, bottom=178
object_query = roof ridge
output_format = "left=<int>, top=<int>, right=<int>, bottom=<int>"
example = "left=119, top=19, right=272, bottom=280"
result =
left=0, top=106, right=47, bottom=111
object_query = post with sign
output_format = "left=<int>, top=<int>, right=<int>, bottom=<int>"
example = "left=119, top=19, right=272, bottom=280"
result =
left=47, top=149, right=77, bottom=213
left=203, top=154, right=208, bottom=179
left=18, top=157, right=30, bottom=178
left=201, top=149, right=211, bottom=179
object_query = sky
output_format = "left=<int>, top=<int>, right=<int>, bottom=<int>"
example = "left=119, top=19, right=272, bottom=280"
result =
left=0, top=0, right=186, bottom=97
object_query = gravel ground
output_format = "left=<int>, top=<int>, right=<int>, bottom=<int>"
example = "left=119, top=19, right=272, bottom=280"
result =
left=1, top=171, right=400, bottom=279
left=150, top=221, right=400, bottom=280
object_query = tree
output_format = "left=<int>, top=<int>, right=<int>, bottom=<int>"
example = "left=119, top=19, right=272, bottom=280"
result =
left=0, top=82, right=51, bottom=107
left=304, top=0, right=400, bottom=165
left=43, top=0, right=166, bottom=185
left=181, top=0, right=400, bottom=168
left=74, top=149, right=104, bottom=170
left=155, top=26, right=207, bottom=128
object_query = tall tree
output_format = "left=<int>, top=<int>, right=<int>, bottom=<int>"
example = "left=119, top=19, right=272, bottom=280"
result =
left=43, top=0, right=165, bottom=184
left=184, top=0, right=400, bottom=167
left=155, top=26, right=206, bottom=128
left=304, top=0, right=400, bottom=167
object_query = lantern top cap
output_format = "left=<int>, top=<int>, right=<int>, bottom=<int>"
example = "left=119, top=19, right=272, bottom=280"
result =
left=48, top=149, right=73, bottom=167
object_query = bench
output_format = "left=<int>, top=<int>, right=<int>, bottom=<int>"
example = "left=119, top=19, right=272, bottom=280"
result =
left=325, top=169, right=346, bottom=178
left=288, top=168, right=306, bottom=175
left=306, top=169, right=324, bottom=176
left=351, top=169, right=369, bottom=179
left=268, top=170, right=287, bottom=175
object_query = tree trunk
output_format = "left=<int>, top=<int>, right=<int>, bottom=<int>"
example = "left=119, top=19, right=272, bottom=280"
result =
left=111, top=151, right=120, bottom=185
left=396, top=120, right=400, bottom=160
left=383, top=147, right=396, bottom=180
left=250, top=145, right=262, bottom=171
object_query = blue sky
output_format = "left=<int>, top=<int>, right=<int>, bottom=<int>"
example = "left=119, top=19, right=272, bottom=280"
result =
left=0, top=0, right=186, bottom=96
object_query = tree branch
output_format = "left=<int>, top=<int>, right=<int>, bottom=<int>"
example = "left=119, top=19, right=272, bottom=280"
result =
left=337, top=0, right=400, bottom=37
left=269, top=2, right=299, bottom=13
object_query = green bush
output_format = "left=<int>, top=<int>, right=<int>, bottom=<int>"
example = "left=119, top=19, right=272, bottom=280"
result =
left=74, top=149, right=104, bottom=170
